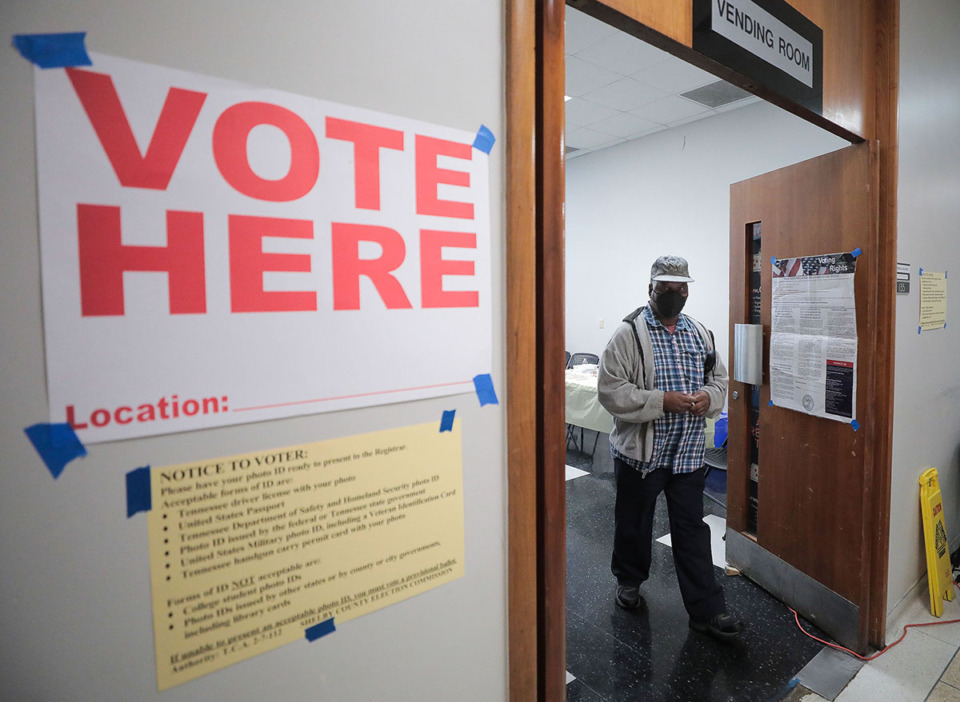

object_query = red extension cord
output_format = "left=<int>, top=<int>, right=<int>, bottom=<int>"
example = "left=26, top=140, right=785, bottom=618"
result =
left=789, top=580, right=960, bottom=661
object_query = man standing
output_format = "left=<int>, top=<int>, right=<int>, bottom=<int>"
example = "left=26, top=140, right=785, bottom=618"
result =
left=597, top=255, right=742, bottom=640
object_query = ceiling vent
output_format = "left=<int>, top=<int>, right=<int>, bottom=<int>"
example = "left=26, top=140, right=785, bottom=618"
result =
left=681, top=80, right=753, bottom=108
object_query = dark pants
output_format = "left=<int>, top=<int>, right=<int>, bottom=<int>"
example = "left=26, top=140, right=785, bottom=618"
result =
left=611, top=457, right=725, bottom=621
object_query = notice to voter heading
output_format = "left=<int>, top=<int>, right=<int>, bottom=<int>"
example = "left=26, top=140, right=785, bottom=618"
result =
left=147, top=421, right=464, bottom=690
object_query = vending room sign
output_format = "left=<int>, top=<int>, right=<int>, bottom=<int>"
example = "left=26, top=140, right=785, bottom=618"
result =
left=33, top=53, right=492, bottom=443
left=693, top=0, right=823, bottom=114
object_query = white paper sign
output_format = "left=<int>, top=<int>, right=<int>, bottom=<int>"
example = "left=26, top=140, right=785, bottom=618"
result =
left=919, top=270, right=947, bottom=331
left=712, top=0, right=815, bottom=87
left=34, top=53, right=492, bottom=443
left=769, top=252, right=858, bottom=423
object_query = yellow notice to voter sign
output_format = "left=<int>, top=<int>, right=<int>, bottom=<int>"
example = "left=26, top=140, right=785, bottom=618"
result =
left=147, top=421, right=464, bottom=690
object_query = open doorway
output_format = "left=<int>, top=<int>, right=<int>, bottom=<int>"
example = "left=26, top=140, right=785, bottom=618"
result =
left=504, top=1, right=896, bottom=697
left=560, top=6, right=853, bottom=698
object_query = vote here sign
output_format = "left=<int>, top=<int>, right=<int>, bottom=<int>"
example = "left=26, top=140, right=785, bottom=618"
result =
left=32, top=53, right=492, bottom=443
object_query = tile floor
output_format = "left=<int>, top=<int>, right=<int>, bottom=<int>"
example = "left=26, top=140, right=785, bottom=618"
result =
left=565, top=429, right=960, bottom=702
left=792, top=593, right=960, bottom=702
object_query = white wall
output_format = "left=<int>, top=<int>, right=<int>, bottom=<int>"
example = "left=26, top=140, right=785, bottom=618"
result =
left=0, top=2, right=507, bottom=700
left=565, top=100, right=847, bottom=365
left=888, top=0, right=960, bottom=616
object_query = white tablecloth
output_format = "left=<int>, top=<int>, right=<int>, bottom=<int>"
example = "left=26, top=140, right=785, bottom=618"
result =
left=565, top=366, right=614, bottom=434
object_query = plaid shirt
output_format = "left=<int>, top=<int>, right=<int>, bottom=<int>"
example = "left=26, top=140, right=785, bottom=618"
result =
left=613, top=307, right=707, bottom=474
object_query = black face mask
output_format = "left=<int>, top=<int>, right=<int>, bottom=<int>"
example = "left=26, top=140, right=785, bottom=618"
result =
left=651, top=290, right=686, bottom=318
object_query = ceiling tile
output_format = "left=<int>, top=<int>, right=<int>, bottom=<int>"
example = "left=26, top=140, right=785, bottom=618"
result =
left=581, top=77, right=668, bottom=111
left=565, top=125, right=626, bottom=150
left=713, top=96, right=762, bottom=113
left=573, top=31, right=671, bottom=76
left=681, top=80, right=753, bottom=108
left=630, top=125, right=669, bottom=140
left=564, top=4, right=760, bottom=159
left=565, top=56, right=621, bottom=97
left=667, top=112, right=719, bottom=128
left=588, top=112, right=662, bottom=139
left=565, top=97, right=622, bottom=127
left=632, top=58, right=717, bottom=93
left=631, top=95, right=712, bottom=125
left=565, top=8, right=619, bottom=54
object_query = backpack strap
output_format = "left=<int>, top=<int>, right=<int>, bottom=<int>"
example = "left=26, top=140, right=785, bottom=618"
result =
left=622, top=307, right=647, bottom=385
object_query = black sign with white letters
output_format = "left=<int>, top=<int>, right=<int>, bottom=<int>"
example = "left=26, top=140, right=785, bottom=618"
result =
left=693, top=0, right=823, bottom=114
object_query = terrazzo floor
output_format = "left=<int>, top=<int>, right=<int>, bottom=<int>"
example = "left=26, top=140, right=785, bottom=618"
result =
left=565, top=430, right=826, bottom=701
left=565, top=429, right=960, bottom=701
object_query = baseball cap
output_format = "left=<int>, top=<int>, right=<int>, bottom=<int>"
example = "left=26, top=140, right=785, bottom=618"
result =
left=650, top=255, right=694, bottom=282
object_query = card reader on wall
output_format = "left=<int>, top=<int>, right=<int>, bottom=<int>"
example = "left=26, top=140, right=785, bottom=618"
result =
left=733, top=324, right=763, bottom=385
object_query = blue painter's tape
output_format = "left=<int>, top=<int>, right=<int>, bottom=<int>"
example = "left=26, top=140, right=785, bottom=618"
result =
left=24, top=423, right=86, bottom=479
left=918, top=326, right=922, bottom=335
left=851, top=420, right=860, bottom=431
left=770, top=256, right=777, bottom=265
left=768, top=400, right=774, bottom=406
left=851, top=247, right=862, bottom=258
left=440, top=409, right=456, bottom=432
left=946, top=270, right=949, bottom=279
left=126, top=466, right=152, bottom=518
left=305, top=618, right=336, bottom=642
left=472, top=124, right=496, bottom=154
left=13, top=32, right=92, bottom=69
left=919, top=267, right=924, bottom=276
left=473, top=373, right=499, bottom=406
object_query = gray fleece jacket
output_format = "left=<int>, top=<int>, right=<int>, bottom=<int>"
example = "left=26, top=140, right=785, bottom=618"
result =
left=597, top=306, right=728, bottom=465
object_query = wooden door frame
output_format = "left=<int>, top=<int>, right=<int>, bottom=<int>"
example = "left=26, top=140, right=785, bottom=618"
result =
left=506, top=0, right=898, bottom=696
left=507, top=2, right=567, bottom=699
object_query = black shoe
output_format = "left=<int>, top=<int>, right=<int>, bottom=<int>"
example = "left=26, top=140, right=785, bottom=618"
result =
left=689, top=613, right=744, bottom=640
left=615, top=584, right=640, bottom=610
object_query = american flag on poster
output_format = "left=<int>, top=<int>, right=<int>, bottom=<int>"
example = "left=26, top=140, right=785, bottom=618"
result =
left=772, top=252, right=858, bottom=278
left=769, top=251, right=859, bottom=424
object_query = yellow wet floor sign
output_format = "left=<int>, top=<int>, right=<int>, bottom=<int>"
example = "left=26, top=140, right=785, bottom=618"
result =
left=920, top=468, right=955, bottom=616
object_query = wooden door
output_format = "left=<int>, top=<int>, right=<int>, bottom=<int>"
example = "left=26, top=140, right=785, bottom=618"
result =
left=726, top=141, right=881, bottom=653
